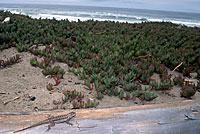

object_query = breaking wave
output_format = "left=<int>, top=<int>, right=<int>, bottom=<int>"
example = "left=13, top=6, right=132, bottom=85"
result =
left=1, top=6, right=200, bottom=27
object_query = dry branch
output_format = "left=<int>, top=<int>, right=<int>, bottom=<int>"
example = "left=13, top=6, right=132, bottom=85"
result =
left=135, top=54, right=155, bottom=60
left=3, top=96, right=20, bottom=105
left=172, top=62, right=183, bottom=74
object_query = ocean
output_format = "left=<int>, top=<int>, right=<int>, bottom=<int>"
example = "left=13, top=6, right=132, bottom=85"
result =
left=0, top=3, right=200, bottom=27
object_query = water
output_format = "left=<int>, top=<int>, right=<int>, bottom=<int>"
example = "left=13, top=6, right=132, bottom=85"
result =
left=0, top=3, right=200, bottom=27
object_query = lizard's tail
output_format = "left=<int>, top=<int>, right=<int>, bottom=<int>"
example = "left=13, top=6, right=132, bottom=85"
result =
left=13, top=123, right=41, bottom=133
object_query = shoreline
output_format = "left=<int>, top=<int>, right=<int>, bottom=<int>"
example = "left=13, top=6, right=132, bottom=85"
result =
left=0, top=4, right=200, bottom=27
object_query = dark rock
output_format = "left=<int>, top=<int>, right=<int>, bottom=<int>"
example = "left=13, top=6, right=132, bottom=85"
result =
left=70, top=36, right=76, bottom=42
left=0, top=60, right=5, bottom=68
left=34, top=107, right=39, bottom=112
left=29, top=96, right=36, bottom=101
left=32, top=86, right=37, bottom=89
left=75, top=82, right=81, bottom=85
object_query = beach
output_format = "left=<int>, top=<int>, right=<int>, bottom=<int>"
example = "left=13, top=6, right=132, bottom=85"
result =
left=0, top=8, right=200, bottom=113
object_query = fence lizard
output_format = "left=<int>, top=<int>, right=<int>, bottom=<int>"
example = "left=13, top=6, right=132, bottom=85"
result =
left=13, top=111, right=76, bottom=133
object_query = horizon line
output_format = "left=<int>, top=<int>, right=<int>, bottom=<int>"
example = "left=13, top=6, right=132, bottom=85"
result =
left=0, top=2, right=200, bottom=14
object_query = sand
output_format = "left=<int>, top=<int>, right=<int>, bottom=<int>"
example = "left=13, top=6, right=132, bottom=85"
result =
left=0, top=47, right=199, bottom=113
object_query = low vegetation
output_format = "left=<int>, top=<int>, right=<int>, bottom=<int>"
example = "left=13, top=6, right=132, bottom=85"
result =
left=0, top=11, right=199, bottom=108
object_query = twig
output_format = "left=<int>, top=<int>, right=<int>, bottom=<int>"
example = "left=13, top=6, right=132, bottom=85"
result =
left=96, top=31, right=105, bottom=35
left=0, top=92, right=6, bottom=94
left=185, top=79, right=195, bottom=82
left=45, top=75, right=52, bottom=78
left=3, top=96, right=20, bottom=105
left=172, top=62, right=183, bottom=74
left=135, top=54, right=155, bottom=60
left=184, top=79, right=195, bottom=84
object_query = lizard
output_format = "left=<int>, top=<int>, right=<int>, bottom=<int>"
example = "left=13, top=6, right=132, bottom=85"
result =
left=13, top=111, right=76, bottom=133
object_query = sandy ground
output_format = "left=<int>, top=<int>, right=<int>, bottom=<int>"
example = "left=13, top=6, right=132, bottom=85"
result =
left=0, top=47, right=200, bottom=113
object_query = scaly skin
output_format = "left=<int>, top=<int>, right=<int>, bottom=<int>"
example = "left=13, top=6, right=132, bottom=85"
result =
left=13, top=112, right=76, bottom=133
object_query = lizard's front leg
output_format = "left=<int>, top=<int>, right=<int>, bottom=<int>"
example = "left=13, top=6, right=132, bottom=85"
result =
left=66, top=120, right=73, bottom=126
left=46, top=121, right=55, bottom=132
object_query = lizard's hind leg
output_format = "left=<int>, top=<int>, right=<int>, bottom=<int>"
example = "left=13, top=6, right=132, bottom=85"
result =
left=46, top=121, right=55, bottom=132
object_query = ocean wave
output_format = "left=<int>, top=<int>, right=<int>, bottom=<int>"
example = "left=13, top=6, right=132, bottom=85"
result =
left=170, top=20, right=200, bottom=27
left=0, top=8, right=22, bottom=14
left=1, top=7, right=200, bottom=27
